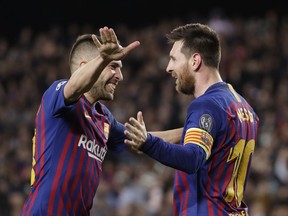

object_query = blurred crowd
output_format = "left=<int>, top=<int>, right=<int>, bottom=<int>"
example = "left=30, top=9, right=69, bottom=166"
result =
left=0, top=8, right=288, bottom=216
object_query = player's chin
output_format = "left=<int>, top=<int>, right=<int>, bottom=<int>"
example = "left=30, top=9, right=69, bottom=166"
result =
left=106, top=92, right=114, bottom=101
left=99, top=91, right=114, bottom=101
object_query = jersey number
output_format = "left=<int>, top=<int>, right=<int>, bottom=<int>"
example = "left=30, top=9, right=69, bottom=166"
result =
left=224, top=139, right=255, bottom=206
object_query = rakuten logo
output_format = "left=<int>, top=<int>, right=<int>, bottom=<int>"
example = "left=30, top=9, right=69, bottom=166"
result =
left=78, top=134, right=107, bottom=162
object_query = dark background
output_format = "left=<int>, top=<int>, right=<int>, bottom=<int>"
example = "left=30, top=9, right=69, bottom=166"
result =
left=0, top=0, right=285, bottom=38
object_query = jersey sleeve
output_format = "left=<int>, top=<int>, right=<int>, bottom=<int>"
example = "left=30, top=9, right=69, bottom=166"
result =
left=183, top=97, right=221, bottom=159
left=141, top=134, right=206, bottom=173
left=139, top=98, right=222, bottom=173
left=42, top=80, right=75, bottom=116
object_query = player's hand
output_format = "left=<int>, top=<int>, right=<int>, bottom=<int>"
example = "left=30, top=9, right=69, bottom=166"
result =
left=124, top=111, right=147, bottom=151
left=92, top=26, right=140, bottom=61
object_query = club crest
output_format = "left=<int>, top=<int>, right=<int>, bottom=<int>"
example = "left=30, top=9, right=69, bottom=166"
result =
left=104, top=123, right=110, bottom=140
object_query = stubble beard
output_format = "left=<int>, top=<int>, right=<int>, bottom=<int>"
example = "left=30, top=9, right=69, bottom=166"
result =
left=90, top=83, right=114, bottom=101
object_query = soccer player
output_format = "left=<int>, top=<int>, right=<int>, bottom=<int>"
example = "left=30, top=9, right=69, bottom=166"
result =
left=124, top=23, right=259, bottom=216
left=20, top=27, right=182, bottom=215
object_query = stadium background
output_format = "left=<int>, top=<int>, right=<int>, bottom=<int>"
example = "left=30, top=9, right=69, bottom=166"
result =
left=0, top=1, right=287, bottom=215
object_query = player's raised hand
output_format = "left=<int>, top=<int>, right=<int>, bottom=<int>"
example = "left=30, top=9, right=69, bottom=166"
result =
left=92, top=26, right=140, bottom=61
left=124, top=111, right=147, bottom=150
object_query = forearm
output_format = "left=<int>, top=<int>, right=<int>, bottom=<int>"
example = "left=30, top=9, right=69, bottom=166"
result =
left=64, top=56, right=110, bottom=102
left=150, top=127, right=183, bottom=144
left=141, top=133, right=206, bottom=174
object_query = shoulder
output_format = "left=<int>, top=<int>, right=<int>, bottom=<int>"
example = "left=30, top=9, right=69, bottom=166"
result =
left=189, top=95, right=220, bottom=112
left=46, top=79, right=68, bottom=92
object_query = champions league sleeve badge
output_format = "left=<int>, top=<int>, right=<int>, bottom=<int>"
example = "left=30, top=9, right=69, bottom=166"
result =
left=199, top=114, right=213, bottom=133
left=56, top=81, right=67, bottom=91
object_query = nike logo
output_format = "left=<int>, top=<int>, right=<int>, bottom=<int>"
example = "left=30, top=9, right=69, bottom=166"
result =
left=84, top=112, right=91, bottom=119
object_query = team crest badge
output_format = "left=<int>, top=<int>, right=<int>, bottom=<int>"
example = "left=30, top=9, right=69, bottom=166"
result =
left=200, top=131, right=212, bottom=148
left=104, top=123, right=110, bottom=140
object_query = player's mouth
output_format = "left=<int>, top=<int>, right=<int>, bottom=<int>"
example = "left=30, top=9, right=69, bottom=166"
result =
left=172, top=74, right=178, bottom=86
left=171, top=72, right=178, bottom=79
left=106, top=83, right=116, bottom=94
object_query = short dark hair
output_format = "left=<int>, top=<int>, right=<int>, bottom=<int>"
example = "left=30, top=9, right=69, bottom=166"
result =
left=69, top=34, right=102, bottom=74
left=166, top=23, right=221, bottom=69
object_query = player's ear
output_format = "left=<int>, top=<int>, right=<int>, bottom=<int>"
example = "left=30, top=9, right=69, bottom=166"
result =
left=80, top=60, right=88, bottom=67
left=190, top=53, right=201, bottom=71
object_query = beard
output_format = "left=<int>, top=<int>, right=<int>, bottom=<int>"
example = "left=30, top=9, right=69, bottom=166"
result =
left=176, top=67, right=195, bottom=95
left=89, top=83, right=114, bottom=101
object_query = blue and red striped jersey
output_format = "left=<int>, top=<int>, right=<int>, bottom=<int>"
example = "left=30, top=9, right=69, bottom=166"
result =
left=21, top=80, right=127, bottom=216
left=174, top=82, right=259, bottom=216
left=141, top=82, right=259, bottom=216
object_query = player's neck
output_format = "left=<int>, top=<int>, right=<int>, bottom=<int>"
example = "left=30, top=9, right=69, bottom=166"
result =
left=194, top=69, right=222, bottom=98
